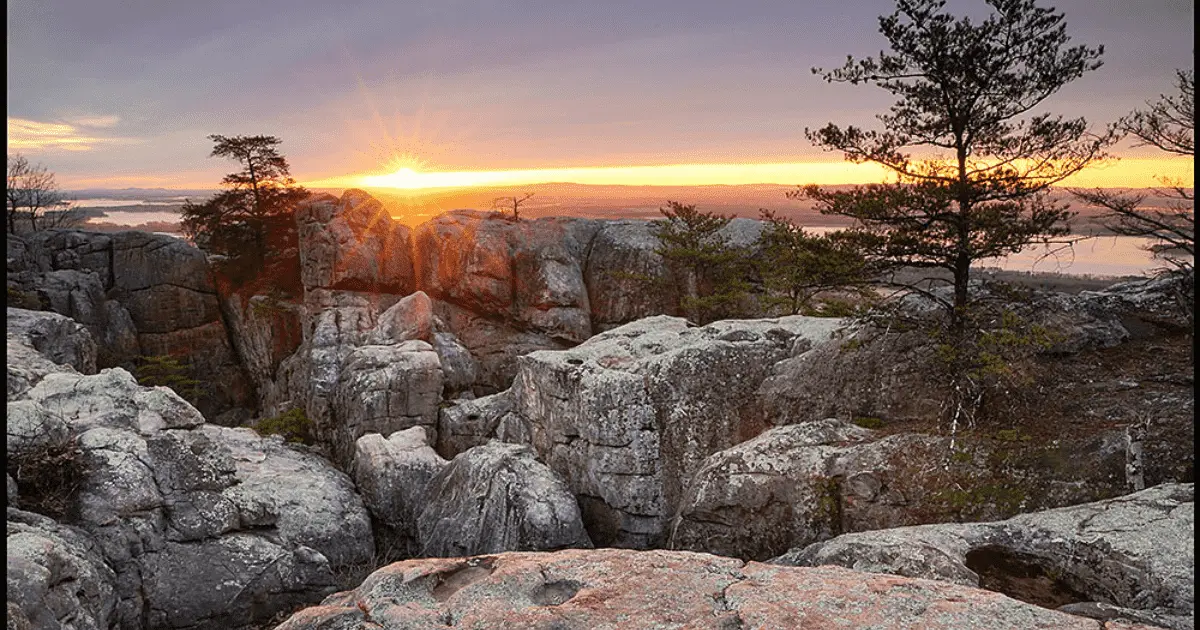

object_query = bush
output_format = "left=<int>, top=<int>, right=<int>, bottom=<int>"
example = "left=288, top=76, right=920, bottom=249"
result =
left=134, top=355, right=204, bottom=406
left=6, top=284, right=44, bottom=310
left=8, top=436, right=84, bottom=519
left=255, top=408, right=315, bottom=445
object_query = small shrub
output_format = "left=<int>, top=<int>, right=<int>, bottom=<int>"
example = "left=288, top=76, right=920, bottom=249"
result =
left=8, top=436, right=84, bottom=519
left=6, top=284, right=44, bottom=310
left=852, top=416, right=885, bottom=430
left=134, top=355, right=204, bottom=405
left=255, top=408, right=315, bottom=445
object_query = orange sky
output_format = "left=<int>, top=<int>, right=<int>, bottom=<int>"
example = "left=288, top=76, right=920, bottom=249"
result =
left=300, top=157, right=1193, bottom=192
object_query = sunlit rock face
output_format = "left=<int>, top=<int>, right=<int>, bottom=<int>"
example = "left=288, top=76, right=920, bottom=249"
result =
left=296, top=190, right=415, bottom=294
left=7, top=230, right=252, bottom=419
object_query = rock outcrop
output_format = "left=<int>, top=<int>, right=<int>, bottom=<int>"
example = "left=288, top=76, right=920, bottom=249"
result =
left=6, top=344, right=374, bottom=629
left=671, top=419, right=1132, bottom=561
left=353, top=427, right=448, bottom=559
left=438, top=315, right=846, bottom=548
left=7, top=307, right=98, bottom=375
left=7, top=230, right=251, bottom=418
left=275, top=548, right=1140, bottom=629
left=296, top=191, right=414, bottom=294
left=774, top=483, right=1194, bottom=630
left=417, top=442, right=592, bottom=558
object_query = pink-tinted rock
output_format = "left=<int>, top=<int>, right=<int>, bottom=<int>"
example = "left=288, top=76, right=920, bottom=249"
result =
left=276, top=548, right=1108, bottom=629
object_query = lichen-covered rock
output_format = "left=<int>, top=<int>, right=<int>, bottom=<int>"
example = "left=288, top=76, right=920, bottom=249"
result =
left=275, top=548, right=1126, bottom=630
left=6, top=307, right=97, bottom=375
left=366, top=290, right=435, bottom=345
left=512, top=315, right=846, bottom=547
left=432, top=330, right=478, bottom=397
left=6, top=336, right=74, bottom=401
left=671, top=419, right=1132, bottom=561
left=6, top=355, right=372, bottom=629
left=353, top=427, right=448, bottom=559
left=296, top=190, right=414, bottom=293
left=7, top=508, right=117, bottom=630
left=582, top=220, right=677, bottom=330
left=774, top=483, right=1194, bottom=630
left=417, top=442, right=592, bottom=557
left=330, top=341, right=443, bottom=468
left=436, top=390, right=527, bottom=459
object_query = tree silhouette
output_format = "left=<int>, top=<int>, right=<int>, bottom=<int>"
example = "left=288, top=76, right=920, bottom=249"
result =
left=6, top=154, right=82, bottom=233
left=181, top=135, right=308, bottom=268
left=798, top=0, right=1114, bottom=332
left=492, top=192, right=534, bottom=222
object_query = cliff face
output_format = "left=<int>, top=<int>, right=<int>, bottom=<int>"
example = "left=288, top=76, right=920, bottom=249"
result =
left=8, top=230, right=252, bottom=419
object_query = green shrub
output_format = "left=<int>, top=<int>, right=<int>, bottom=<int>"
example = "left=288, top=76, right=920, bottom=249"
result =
left=255, top=408, right=315, bottom=445
left=852, top=416, right=885, bottom=430
left=134, top=355, right=204, bottom=405
left=6, top=285, right=44, bottom=310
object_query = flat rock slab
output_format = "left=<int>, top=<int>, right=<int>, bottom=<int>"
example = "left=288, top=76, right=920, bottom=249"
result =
left=276, top=548, right=1142, bottom=629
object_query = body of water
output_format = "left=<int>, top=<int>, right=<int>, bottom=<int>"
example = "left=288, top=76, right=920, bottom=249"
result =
left=73, top=198, right=187, bottom=208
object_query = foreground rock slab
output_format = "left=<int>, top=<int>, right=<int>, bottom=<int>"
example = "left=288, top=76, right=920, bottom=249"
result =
left=774, top=483, right=1194, bottom=630
left=276, top=548, right=1142, bottom=629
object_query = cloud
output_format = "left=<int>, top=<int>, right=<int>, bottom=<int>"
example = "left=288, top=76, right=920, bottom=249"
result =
left=7, top=116, right=132, bottom=152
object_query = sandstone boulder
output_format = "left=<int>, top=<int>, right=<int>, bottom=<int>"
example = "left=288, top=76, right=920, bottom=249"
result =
left=7, top=508, right=117, bottom=630
left=353, top=427, right=448, bottom=559
left=774, top=483, right=1194, bottom=630
left=436, top=390, right=526, bottom=459
left=417, top=442, right=592, bottom=557
left=582, top=220, right=677, bottom=330
left=275, top=548, right=1133, bottom=630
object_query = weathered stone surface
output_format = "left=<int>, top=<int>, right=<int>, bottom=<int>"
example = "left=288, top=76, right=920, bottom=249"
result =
left=671, top=419, right=1132, bottom=561
left=7, top=508, right=117, bottom=630
left=6, top=336, right=73, bottom=401
left=9, top=229, right=252, bottom=418
left=7, top=307, right=97, bottom=375
left=432, top=331, right=478, bottom=397
left=366, top=290, right=435, bottom=345
left=276, top=548, right=1123, bottom=630
left=512, top=315, right=846, bottom=547
left=583, top=220, right=677, bottom=330
left=6, top=344, right=373, bottom=630
left=353, top=427, right=448, bottom=558
left=330, top=341, right=443, bottom=468
left=436, top=390, right=526, bottom=459
left=774, top=483, right=1194, bottom=630
left=297, top=190, right=414, bottom=293
left=417, top=442, right=592, bottom=557
left=217, top=290, right=304, bottom=396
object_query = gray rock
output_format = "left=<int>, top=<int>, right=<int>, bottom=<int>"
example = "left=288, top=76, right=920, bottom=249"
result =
left=513, top=315, right=846, bottom=547
left=6, top=307, right=97, bottom=375
left=366, top=290, right=435, bottom=344
left=329, top=341, right=443, bottom=468
left=6, top=336, right=74, bottom=401
left=353, top=427, right=448, bottom=558
left=432, top=330, right=478, bottom=397
left=774, top=483, right=1195, bottom=630
left=583, top=220, right=677, bottom=331
left=417, top=441, right=592, bottom=557
left=436, top=390, right=525, bottom=459
left=7, top=508, right=117, bottom=630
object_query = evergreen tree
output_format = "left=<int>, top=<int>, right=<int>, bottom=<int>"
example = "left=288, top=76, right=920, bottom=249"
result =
left=651, top=201, right=751, bottom=323
left=756, top=210, right=874, bottom=315
left=798, top=0, right=1114, bottom=332
left=182, top=135, right=309, bottom=269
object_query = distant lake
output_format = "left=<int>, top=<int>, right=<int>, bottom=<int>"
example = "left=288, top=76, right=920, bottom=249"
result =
left=74, top=198, right=188, bottom=207
left=86, top=210, right=186, bottom=225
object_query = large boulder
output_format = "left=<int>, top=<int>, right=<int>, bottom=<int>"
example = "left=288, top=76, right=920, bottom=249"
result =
left=6, top=361, right=373, bottom=630
left=7, top=307, right=97, bottom=375
left=275, top=548, right=1133, bottom=629
left=671, top=419, right=1132, bottom=561
left=353, top=427, right=448, bottom=559
left=582, top=220, right=677, bottom=330
left=7, top=508, right=117, bottom=630
left=417, top=442, right=592, bottom=557
left=774, top=483, right=1194, bottom=630
left=452, top=314, right=846, bottom=548
left=296, top=190, right=414, bottom=293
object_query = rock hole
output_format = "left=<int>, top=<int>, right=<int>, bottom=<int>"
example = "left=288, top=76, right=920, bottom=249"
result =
left=530, top=579, right=582, bottom=606
left=566, top=358, right=584, bottom=365
left=964, top=545, right=1091, bottom=609
left=431, top=559, right=495, bottom=602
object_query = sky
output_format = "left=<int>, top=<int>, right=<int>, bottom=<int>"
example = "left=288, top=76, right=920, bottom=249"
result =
left=6, top=0, right=1194, bottom=190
